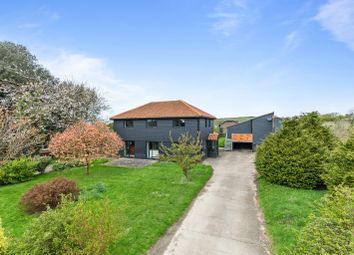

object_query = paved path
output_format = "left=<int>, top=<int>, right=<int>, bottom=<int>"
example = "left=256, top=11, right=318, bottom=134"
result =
left=162, top=151, right=268, bottom=255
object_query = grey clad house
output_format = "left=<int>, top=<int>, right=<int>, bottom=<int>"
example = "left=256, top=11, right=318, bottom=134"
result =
left=110, top=100, right=219, bottom=159
left=225, top=112, right=281, bottom=151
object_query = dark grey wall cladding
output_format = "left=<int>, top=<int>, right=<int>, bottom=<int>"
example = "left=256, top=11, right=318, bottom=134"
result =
left=135, top=141, right=146, bottom=158
left=113, top=118, right=213, bottom=158
left=252, top=113, right=273, bottom=146
left=226, top=121, right=252, bottom=139
left=114, top=118, right=212, bottom=142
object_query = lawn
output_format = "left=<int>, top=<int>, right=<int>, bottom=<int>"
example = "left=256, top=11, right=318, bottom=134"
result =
left=0, top=161, right=212, bottom=254
left=257, top=178, right=326, bottom=255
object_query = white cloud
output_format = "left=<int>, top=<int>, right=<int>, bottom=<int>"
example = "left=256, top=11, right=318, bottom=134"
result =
left=315, top=0, right=354, bottom=50
left=210, top=0, right=248, bottom=37
left=39, top=51, right=161, bottom=120
left=285, top=30, right=300, bottom=50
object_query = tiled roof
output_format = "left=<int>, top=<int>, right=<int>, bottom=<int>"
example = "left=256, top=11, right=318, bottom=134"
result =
left=208, top=132, right=219, bottom=141
left=110, top=100, right=216, bottom=120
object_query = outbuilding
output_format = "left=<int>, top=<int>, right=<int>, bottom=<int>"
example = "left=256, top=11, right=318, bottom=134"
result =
left=224, top=112, right=281, bottom=151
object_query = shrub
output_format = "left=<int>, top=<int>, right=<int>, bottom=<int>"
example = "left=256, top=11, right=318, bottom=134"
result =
left=52, top=160, right=82, bottom=171
left=290, top=186, right=354, bottom=255
left=21, top=177, right=79, bottom=213
left=0, top=218, right=8, bottom=255
left=33, top=156, right=52, bottom=174
left=322, top=131, right=354, bottom=189
left=80, top=182, right=106, bottom=201
left=256, top=112, right=337, bottom=189
left=9, top=199, right=119, bottom=255
left=0, top=157, right=37, bottom=185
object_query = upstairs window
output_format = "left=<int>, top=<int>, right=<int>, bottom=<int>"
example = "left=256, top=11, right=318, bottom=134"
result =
left=124, top=120, right=134, bottom=128
left=173, top=119, right=185, bottom=128
left=147, top=119, right=157, bottom=128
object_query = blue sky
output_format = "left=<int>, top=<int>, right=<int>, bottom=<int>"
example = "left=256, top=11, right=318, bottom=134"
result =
left=0, top=0, right=353, bottom=118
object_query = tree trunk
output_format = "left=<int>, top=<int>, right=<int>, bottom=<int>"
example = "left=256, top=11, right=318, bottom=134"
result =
left=85, top=157, right=90, bottom=175
left=183, top=167, right=189, bottom=180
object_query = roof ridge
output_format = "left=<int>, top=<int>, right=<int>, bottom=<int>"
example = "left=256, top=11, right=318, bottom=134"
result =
left=179, top=100, right=204, bottom=116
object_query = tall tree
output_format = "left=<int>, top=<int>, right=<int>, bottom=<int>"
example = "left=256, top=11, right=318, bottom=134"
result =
left=0, top=41, right=107, bottom=136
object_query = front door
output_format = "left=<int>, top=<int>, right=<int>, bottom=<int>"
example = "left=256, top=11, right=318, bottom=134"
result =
left=125, top=141, right=135, bottom=157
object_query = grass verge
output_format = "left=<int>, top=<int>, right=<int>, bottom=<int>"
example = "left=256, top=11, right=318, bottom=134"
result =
left=0, top=162, right=212, bottom=255
left=257, top=178, right=325, bottom=255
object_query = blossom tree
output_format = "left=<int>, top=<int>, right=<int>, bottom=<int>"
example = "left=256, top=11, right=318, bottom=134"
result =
left=49, top=121, right=124, bottom=174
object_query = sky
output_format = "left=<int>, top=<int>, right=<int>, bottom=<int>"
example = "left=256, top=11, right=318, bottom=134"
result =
left=0, top=0, right=353, bottom=118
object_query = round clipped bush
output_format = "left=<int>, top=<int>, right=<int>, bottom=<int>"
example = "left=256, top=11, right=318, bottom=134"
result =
left=256, top=112, right=337, bottom=189
left=322, top=131, right=354, bottom=190
left=289, top=186, right=354, bottom=255
left=21, top=177, right=79, bottom=213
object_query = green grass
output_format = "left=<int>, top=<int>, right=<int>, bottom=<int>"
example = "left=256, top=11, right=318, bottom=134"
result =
left=0, top=161, right=212, bottom=255
left=257, top=178, right=326, bottom=255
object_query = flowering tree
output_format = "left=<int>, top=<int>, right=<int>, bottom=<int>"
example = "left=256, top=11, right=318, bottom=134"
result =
left=49, top=121, right=124, bottom=174
left=0, top=107, right=43, bottom=161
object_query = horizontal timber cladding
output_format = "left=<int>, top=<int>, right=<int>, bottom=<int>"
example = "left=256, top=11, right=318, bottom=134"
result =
left=113, top=118, right=213, bottom=158
left=226, top=112, right=277, bottom=150
left=114, top=118, right=212, bottom=142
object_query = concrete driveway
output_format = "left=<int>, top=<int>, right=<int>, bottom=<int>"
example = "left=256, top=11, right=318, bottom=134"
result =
left=159, top=150, right=269, bottom=255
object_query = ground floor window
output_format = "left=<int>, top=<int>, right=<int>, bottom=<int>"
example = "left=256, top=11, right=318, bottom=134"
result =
left=125, top=141, right=135, bottom=157
left=147, top=141, right=160, bottom=159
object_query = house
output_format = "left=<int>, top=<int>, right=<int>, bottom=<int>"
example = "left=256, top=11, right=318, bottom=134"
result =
left=224, top=112, right=281, bottom=151
left=110, top=100, right=219, bottom=159
left=218, top=120, right=239, bottom=134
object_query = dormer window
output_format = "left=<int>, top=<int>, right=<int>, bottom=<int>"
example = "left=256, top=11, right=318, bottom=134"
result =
left=173, top=119, right=185, bottom=128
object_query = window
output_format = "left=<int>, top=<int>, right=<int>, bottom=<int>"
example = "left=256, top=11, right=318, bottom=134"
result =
left=208, top=120, right=211, bottom=127
left=210, top=120, right=213, bottom=128
left=124, top=120, right=134, bottom=128
left=205, top=119, right=207, bottom=128
left=146, top=119, right=157, bottom=128
left=173, top=119, right=185, bottom=127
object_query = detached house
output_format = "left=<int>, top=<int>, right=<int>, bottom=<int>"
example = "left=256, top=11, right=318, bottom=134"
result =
left=110, top=100, right=219, bottom=159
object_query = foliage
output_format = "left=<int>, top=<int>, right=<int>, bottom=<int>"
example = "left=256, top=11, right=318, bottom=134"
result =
left=0, top=218, right=8, bottom=255
left=218, top=135, right=225, bottom=147
left=33, top=156, right=52, bottom=174
left=0, top=41, right=107, bottom=135
left=0, top=107, right=43, bottom=161
left=0, top=162, right=212, bottom=254
left=160, top=132, right=203, bottom=180
left=9, top=199, right=118, bottom=255
left=80, top=182, right=106, bottom=201
left=322, top=131, right=354, bottom=189
left=52, top=160, right=82, bottom=172
left=290, top=186, right=354, bottom=255
left=0, top=157, right=37, bottom=185
left=257, top=178, right=325, bottom=255
left=49, top=121, right=124, bottom=174
left=256, top=112, right=337, bottom=189
left=20, top=177, right=78, bottom=213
